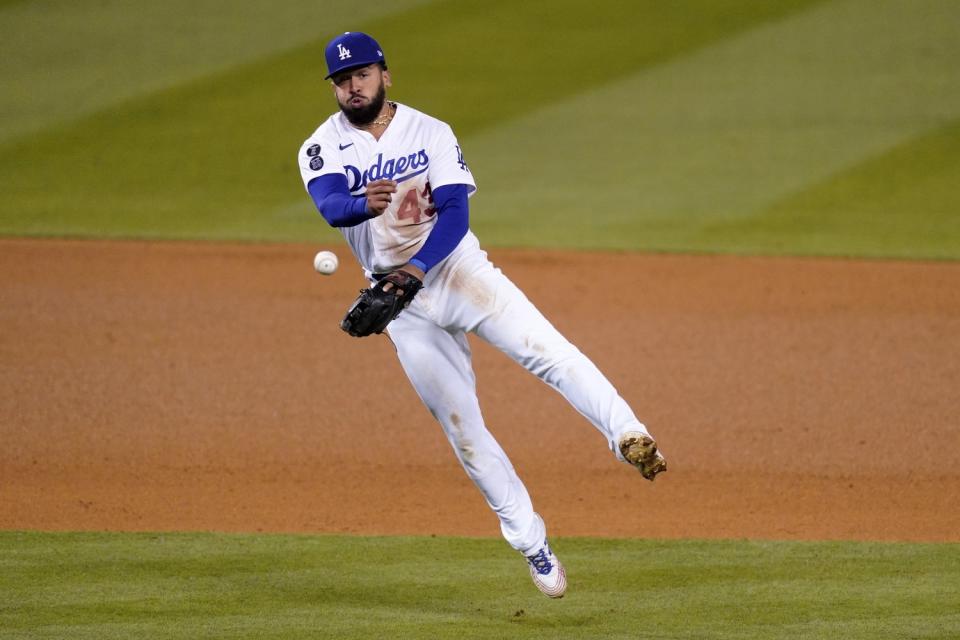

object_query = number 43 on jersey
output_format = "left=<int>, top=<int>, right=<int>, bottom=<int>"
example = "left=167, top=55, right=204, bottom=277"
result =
left=396, top=183, right=436, bottom=224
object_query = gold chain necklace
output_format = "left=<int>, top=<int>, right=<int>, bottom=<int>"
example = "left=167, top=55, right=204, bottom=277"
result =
left=364, top=101, right=397, bottom=128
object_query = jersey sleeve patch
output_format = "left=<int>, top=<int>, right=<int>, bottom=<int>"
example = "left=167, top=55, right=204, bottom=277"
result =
left=298, top=131, right=343, bottom=190
left=305, top=144, right=324, bottom=170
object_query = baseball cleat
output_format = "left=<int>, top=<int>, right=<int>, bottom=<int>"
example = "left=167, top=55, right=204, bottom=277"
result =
left=524, top=539, right=567, bottom=599
left=619, top=432, right=667, bottom=481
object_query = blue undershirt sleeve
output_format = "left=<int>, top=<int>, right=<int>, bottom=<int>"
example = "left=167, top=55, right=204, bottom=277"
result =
left=306, top=174, right=373, bottom=227
left=409, top=183, right=470, bottom=273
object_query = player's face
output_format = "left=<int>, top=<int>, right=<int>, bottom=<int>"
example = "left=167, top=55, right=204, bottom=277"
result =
left=331, top=64, right=391, bottom=126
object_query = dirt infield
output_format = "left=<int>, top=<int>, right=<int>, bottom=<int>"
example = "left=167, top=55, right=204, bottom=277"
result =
left=1, top=238, right=957, bottom=542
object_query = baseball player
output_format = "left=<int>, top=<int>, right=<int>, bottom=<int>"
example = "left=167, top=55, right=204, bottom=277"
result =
left=298, top=32, right=666, bottom=599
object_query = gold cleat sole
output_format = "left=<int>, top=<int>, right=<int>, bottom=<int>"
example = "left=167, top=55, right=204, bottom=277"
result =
left=619, top=433, right=667, bottom=481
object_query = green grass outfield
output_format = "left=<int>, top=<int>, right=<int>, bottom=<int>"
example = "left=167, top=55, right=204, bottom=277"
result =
left=1, top=0, right=958, bottom=259
left=3, top=1, right=960, bottom=637
left=3, top=532, right=959, bottom=639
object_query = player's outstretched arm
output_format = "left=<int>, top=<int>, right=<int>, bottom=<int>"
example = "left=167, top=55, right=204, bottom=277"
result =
left=307, top=175, right=396, bottom=227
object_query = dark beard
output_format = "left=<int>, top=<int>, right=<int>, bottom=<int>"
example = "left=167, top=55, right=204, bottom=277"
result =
left=339, top=83, right=387, bottom=126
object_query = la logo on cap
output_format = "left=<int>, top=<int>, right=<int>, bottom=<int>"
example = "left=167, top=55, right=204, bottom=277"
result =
left=337, top=43, right=351, bottom=61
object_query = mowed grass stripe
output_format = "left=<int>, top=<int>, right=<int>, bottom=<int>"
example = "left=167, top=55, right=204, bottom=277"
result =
left=0, top=0, right=433, bottom=142
left=0, top=0, right=822, bottom=243
left=698, top=117, right=960, bottom=259
left=2, top=532, right=958, bottom=639
left=380, top=0, right=822, bottom=139
left=467, top=0, right=960, bottom=256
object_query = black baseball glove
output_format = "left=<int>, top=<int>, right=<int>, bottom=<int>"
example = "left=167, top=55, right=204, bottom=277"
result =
left=340, top=270, right=423, bottom=337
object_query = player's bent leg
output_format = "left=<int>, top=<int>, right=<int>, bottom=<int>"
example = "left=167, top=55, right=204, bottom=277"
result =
left=485, top=298, right=667, bottom=478
left=448, top=255, right=663, bottom=473
left=386, top=302, right=547, bottom=552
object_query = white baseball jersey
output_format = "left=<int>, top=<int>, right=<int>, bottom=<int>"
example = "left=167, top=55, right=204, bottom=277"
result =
left=298, top=103, right=477, bottom=274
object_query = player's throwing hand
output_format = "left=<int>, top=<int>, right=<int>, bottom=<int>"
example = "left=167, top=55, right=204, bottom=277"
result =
left=365, top=179, right=397, bottom=216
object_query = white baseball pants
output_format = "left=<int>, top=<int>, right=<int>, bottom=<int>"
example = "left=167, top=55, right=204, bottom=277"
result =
left=386, top=233, right=649, bottom=553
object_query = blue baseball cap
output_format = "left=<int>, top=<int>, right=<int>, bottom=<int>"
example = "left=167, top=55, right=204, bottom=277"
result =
left=324, top=32, right=386, bottom=79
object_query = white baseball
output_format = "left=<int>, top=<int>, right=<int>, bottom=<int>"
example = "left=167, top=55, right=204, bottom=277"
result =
left=313, top=250, right=338, bottom=275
